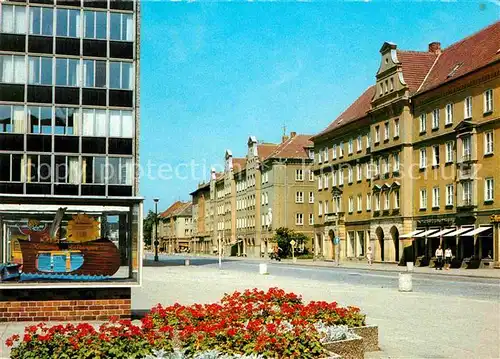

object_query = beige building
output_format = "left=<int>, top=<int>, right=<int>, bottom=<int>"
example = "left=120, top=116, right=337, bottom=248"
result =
left=191, top=132, right=315, bottom=257
left=157, top=201, right=193, bottom=253
left=312, top=22, right=500, bottom=268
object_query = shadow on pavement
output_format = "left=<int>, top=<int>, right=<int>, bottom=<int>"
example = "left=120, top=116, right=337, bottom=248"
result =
left=143, top=258, right=234, bottom=267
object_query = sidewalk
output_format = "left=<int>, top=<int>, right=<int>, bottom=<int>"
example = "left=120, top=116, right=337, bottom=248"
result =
left=184, top=253, right=500, bottom=279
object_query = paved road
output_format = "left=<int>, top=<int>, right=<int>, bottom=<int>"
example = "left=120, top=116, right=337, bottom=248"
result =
left=145, top=254, right=500, bottom=302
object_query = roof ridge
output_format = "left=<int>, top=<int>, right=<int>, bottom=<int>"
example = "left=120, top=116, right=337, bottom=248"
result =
left=416, top=52, right=441, bottom=93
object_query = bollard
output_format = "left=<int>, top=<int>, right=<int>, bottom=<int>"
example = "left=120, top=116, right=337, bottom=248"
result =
left=259, top=263, right=268, bottom=275
left=406, top=262, right=414, bottom=272
left=184, top=258, right=190, bottom=266
left=398, top=272, right=412, bottom=292
left=292, top=258, right=297, bottom=263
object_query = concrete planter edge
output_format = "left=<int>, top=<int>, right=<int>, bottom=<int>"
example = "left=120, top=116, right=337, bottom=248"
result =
left=323, top=335, right=364, bottom=359
left=350, top=325, right=379, bottom=352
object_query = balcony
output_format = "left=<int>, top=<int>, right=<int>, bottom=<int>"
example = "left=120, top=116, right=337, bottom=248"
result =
left=457, top=165, right=474, bottom=181
left=457, top=197, right=475, bottom=209
left=459, top=153, right=472, bottom=163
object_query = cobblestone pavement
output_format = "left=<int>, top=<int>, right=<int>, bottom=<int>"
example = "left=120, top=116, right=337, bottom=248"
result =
left=133, top=263, right=500, bottom=359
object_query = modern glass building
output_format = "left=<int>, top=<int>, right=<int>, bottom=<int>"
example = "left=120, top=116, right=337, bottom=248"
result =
left=0, top=0, right=142, bottom=311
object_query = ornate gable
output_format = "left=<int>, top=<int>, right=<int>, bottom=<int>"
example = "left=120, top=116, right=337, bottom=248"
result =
left=372, top=42, right=408, bottom=105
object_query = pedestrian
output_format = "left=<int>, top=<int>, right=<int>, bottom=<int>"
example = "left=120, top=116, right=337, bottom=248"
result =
left=444, top=247, right=452, bottom=270
left=435, top=245, right=444, bottom=270
left=366, top=246, right=373, bottom=266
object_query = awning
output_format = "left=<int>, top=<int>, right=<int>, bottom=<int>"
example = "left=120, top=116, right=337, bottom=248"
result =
left=413, top=229, right=439, bottom=237
left=400, top=230, right=424, bottom=239
left=444, top=227, right=474, bottom=237
left=464, top=227, right=493, bottom=236
left=429, top=228, right=456, bottom=237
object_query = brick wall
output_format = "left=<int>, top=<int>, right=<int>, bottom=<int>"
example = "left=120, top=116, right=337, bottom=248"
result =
left=0, top=288, right=131, bottom=322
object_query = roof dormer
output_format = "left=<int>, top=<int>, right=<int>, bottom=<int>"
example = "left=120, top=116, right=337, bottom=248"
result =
left=372, top=42, right=408, bottom=105
left=224, top=149, right=233, bottom=172
left=247, top=136, right=258, bottom=158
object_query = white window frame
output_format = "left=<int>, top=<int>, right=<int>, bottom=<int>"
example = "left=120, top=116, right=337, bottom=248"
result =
left=445, top=103, right=453, bottom=125
left=484, top=89, right=493, bottom=113
left=464, top=96, right=472, bottom=119
left=309, top=213, right=314, bottom=225
left=348, top=167, right=353, bottom=184
left=338, top=169, right=344, bottom=186
left=348, top=197, right=354, bottom=213
left=432, top=109, right=439, bottom=129
left=485, top=177, right=494, bottom=202
left=394, top=190, right=400, bottom=209
left=446, top=184, right=454, bottom=206
left=324, top=200, right=329, bottom=215
left=384, top=122, right=389, bottom=140
left=309, top=192, right=314, bottom=204
left=366, top=133, right=371, bottom=149
left=420, top=113, right=427, bottom=133
left=1, top=5, right=27, bottom=34
left=296, top=213, right=304, bottom=226
left=384, top=192, right=390, bottom=210
left=357, top=135, right=362, bottom=152
left=318, top=175, right=323, bottom=190
left=432, top=186, right=440, bottom=208
left=323, top=147, right=329, bottom=162
left=0, top=55, right=26, bottom=84
left=484, top=131, right=494, bottom=155
left=308, top=170, right=314, bottom=181
left=323, top=173, right=329, bottom=189
left=432, top=145, right=440, bottom=166
left=332, top=144, right=337, bottom=159
left=375, top=126, right=380, bottom=143
left=295, top=169, right=304, bottom=181
left=366, top=193, right=371, bottom=211
left=295, top=191, right=304, bottom=204
left=420, top=188, right=427, bottom=209
left=356, top=164, right=361, bottom=182
left=348, top=139, right=353, bottom=154
left=357, top=195, right=362, bottom=212
left=445, top=141, right=454, bottom=163
left=394, top=118, right=400, bottom=138
left=318, top=201, right=323, bottom=216
left=420, top=148, right=427, bottom=169
left=393, top=152, right=400, bottom=172
left=374, top=193, right=380, bottom=211
left=339, top=142, right=344, bottom=157
left=109, top=61, right=133, bottom=90
left=332, top=169, right=337, bottom=186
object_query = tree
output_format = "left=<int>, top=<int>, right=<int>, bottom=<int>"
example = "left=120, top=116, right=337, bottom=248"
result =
left=143, top=210, right=157, bottom=246
left=271, top=227, right=310, bottom=258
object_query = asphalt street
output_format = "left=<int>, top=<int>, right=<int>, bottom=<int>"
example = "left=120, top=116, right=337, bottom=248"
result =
left=146, top=254, right=500, bottom=302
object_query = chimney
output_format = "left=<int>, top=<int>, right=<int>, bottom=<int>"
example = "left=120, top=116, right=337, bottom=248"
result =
left=428, top=42, right=441, bottom=55
left=290, top=131, right=297, bottom=138
left=281, top=135, right=289, bottom=143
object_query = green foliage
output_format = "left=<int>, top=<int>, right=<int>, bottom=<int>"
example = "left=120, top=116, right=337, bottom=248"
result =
left=271, top=227, right=310, bottom=258
left=143, top=210, right=157, bottom=246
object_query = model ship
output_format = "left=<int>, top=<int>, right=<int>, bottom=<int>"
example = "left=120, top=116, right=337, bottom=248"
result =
left=15, top=209, right=121, bottom=279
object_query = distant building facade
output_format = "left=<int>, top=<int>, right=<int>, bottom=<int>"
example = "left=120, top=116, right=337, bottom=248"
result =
left=158, top=201, right=193, bottom=253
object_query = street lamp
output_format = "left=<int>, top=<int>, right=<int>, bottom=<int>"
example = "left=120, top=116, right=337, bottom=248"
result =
left=154, top=198, right=159, bottom=262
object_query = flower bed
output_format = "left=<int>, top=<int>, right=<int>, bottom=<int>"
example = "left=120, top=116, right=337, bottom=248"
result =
left=7, top=288, right=371, bottom=359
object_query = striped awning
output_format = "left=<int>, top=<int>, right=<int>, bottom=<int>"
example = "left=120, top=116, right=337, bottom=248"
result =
left=400, top=230, right=424, bottom=239
left=429, top=228, right=456, bottom=237
left=413, top=229, right=439, bottom=237
left=444, top=227, right=474, bottom=237
left=464, top=226, right=493, bottom=236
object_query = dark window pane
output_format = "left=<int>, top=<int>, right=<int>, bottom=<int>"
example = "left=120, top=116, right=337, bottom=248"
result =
left=11, top=154, right=22, bottom=181
left=95, top=61, right=106, bottom=87
left=56, top=9, right=68, bottom=36
left=0, top=154, right=10, bottom=181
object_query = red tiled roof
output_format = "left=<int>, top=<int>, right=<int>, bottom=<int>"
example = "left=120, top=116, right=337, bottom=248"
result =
left=257, top=143, right=278, bottom=160
left=266, top=134, right=313, bottom=160
left=396, top=51, right=438, bottom=93
left=232, top=158, right=247, bottom=173
left=418, top=21, right=500, bottom=93
left=160, top=201, right=192, bottom=218
left=159, top=201, right=184, bottom=218
left=312, top=86, right=376, bottom=140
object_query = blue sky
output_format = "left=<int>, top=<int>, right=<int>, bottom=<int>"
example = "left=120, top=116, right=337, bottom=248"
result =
left=140, top=1, right=499, bottom=212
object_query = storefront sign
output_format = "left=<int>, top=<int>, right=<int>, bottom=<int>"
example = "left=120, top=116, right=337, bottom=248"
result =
left=67, top=214, right=100, bottom=243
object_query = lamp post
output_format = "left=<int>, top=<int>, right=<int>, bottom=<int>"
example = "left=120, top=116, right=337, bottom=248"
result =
left=154, top=198, right=159, bottom=262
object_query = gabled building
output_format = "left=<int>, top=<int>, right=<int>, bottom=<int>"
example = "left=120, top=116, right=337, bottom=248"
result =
left=158, top=201, right=193, bottom=253
left=312, top=21, right=500, bottom=267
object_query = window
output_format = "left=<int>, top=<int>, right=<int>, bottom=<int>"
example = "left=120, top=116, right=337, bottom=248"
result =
left=375, top=158, right=381, bottom=176
left=324, top=200, right=329, bottom=215
left=462, top=136, right=472, bottom=158
left=384, top=122, right=389, bottom=140
left=374, top=193, right=380, bottom=211
left=29, top=6, right=53, bottom=36
left=109, top=62, right=133, bottom=90
left=390, top=77, right=394, bottom=91
left=27, top=155, right=51, bottom=183
left=0, top=55, right=25, bottom=84
left=28, top=106, right=52, bottom=134
left=295, top=169, right=303, bottom=181
left=332, top=144, right=337, bottom=159
left=338, top=169, right=344, bottom=186
left=323, top=147, right=329, bottom=161
left=357, top=195, right=362, bottom=212
left=334, top=196, right=341, bottom=213
left=84, top=60, right=106, bottom=88
left=446, top=184, right=454, bottom=206
left=394, top=119, right=400, bottom=138
left=309, top=192, right=314, bottom=204
left=366, top=163, right=371, bottom=179
left=308, top=213, right=314, bottom=225
left=54, top=156, right=80, bottom=184
left=110, top=12, right=133, bottom=41
left=0, top=154, right=23, bottom=182
left=318, top=175, right=323, bottom=190
left=366, top=193, right=371, bottom=211
left=432, top=109, right=440, bottom=129
left=295, top=213, right=303, bottom=225
left=348, top=167, right=353, bottom=183
left=445, top=141, right=454, bottom=163
left=28, top=57, right=53, bottom=85
left=339, top=142, right=344, bottom=157
left=308, top=170, right=314, bottom=181
left=264, top=192, right=269, bottom=205
left=464, top=96, right=472, bottom=119
left=348, top=197, right=354, bottom=213
left=420, top=188, right=427, bottom=209
left=432, top=145, right=440, bottom=166
left=317, top=151, right=322, bottom=164
left=82, top=109, right=106, bottom=136
left=318, top=201, right=323, bottom=216
left=56, top=9, right=81, bottom=38
left=348, top=139, right=353, bottom=154
left=419, top=148, right=427, bottom=169
left=0, top=105, right=25, bottom=133
left=356, top=164, right=361, bottom=182
left=484, top=131, right=494, bottom=155
left=357, top=136, right=362, bottom=152
left=432, top=187, right=440, bottom=208
left=445, top=104, right=453, bottom=125
left=109, top=110, right=133, bottom=138
left=84, top=10, right=107, bottom=39
left=332, top=169, right=337, bottom=186
left=383, top=157, right=389, bottom=174
left=485, top=178, right=494, bottom=202
left=463, top=181, right=472, bottom=204
left=323, top=173, right=328, bottom=189
left=56, top=58, right=80, bottom=87
left=394, top=190, right=400, bottom=209
left=375, top=126, right=380, bottom=143
left=393, top=152, right=400, bottom=172
left=484, top=89, right=493, bottom=113
left=383, top=192, right=390, bottom=210
left=379, top=83, right=383, bottom=96
left=295, top=191, right=304, bottom=203
left=366, top=133, right=371, bottom=149
left=420, top=113, right=427, bottom=133
left=55, top=107, right=79, bottom=135
left=107, top=157, right=133, bottom=185
left=1, top=5, right=26, bottom=34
